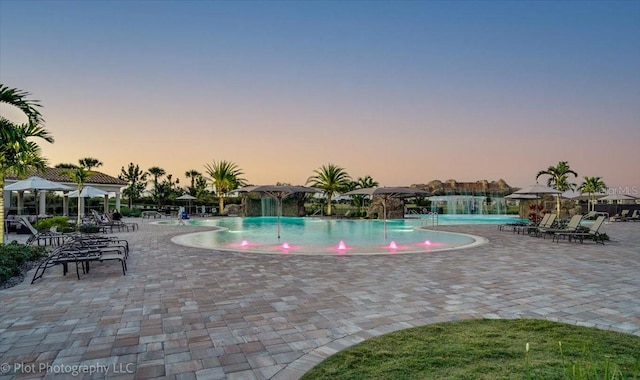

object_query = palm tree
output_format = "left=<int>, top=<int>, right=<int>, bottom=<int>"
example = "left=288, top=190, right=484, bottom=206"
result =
left=306, top=163, right=351, bottom=216
left=78, top=157, right=103, bottom=171
left=148, top=166, right=165, bottom=188
left=357, top=175, right=378, bottom=189
left=353, top=175, right=379, bottom=210
left=119, top=163, right=148, bottom=209
left=147, top=166, right=166, bottom=207
left=578, top=176, right=607, bottom=213
left=66, top=167, right=93, bottom=226
left=204, top=160, right=247, bottom=214
left=0, top=84, right=53, bottom=237
left=185, top=169, right=201, bottom=196
left=0, top=84, right=44, bottom=125
left=536, top=161, right=578, bottom=217
left=55, top=163, right=79, bottom=169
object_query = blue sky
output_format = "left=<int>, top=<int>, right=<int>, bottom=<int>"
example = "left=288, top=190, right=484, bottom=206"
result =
left=1, top=0, right=639, bottom=192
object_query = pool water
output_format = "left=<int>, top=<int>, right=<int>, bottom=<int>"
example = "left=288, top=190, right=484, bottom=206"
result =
left=164, top=215, right=520, bottom=255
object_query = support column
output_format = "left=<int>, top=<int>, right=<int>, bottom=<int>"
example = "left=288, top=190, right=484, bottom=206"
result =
left=63, top=195, right=69, bottom=217
left=17, top=191, right=24, bottom=215
left=116, top=192, right=121, bottom=212
left=79, top=197, right=85, bottom=217
left=39, top=191, right=47, bottom=216
left=104, top=195, right=109, bottom=215
left=3, top=190, right=12, bottom=216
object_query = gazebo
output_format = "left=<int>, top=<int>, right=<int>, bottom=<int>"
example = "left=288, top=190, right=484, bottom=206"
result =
left=4, top=168, right=128, bottom=217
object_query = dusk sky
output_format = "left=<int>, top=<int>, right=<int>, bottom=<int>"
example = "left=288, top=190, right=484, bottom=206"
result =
left=1, top=1, right=639, bottom=192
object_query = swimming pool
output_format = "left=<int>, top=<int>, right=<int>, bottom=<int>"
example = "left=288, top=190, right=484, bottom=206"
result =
left=165, top=215, right=521, bottom=255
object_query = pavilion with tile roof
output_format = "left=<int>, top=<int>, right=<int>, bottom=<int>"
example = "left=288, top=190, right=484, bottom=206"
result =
left=4, top=167, right=128, bottom=217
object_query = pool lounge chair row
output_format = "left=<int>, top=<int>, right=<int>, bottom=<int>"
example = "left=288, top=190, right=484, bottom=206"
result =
left=612, top=209, right=639, bottom=222
left=553, top=215, right=607, bottom=244
left=16, top=214, right=135, bottom=247
left=31, top=234, right=129, bottom=283
left=502, top=213, right=607, bottom=244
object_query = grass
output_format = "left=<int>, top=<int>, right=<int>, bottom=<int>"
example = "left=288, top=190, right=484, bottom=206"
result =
left=301, top=319, right=640, bottom=380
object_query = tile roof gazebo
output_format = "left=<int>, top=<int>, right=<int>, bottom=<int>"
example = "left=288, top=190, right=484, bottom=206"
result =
left=4, top=168, right=128, bottom=217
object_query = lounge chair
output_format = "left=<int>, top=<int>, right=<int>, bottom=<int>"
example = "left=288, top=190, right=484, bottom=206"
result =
left=612, top=209, right=630, bottom=222
left=582, top=211, right=608, bottom=221
left=141, top=211, right=164, bottom=219
left=18, top=216, right=66, bottom=246
left=91, top=210, right=137, bottom=232
left=554, top=215, right=606, bottom=244
left=104, top=211, right=138, bottom=231
left=65, top=234, right=130, bottom=258
left=539, top=214, right=583, bottom=239
left=498, top=218, right=530, bottom=232
left=31, top=236, right=128, bottom=283
left=519, top=214, right=557, bottom=235
left=629, top=210, right=639, bottom=222
left=513, top=214, right=550, bottom=234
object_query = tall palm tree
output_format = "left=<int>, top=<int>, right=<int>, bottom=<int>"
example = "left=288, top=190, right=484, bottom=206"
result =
left=66, top=167, right=93, bottom=226
left=119, top=163, right=148, bottom=209
left=536, top=161, right=578, bottom=217
left=204, top=160, right=247, bottom=214
left=578, top=176, right=607, bottom=213
left=306, top=163, right=351, bottom=216
left=0, top=84, right=53, bottom=237
left=147, top=166, right=166, bottom=207
left=148, top=166, right=165, bottom=187
left=185, top=169, right=201, bottom=196
left=78, top=157, right=103, bottom=171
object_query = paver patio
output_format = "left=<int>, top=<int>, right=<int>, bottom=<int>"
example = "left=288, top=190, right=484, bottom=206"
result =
left=1, top=219, right=638, bottom=379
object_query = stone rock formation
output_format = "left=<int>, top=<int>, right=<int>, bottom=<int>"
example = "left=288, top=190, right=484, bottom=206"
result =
left=413, top=179, right=514, bottom=195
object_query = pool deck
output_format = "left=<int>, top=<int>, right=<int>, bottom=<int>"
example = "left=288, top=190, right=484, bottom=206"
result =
left=1, top=219, right=639, bottom=379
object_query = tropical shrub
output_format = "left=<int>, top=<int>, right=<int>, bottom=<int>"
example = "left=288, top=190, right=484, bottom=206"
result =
left=528, top=204, right=546, bottom=222
left=34, top=216, right=70, bottom=232
left=0, top=242, right=47, bottom=285
left=120, top=207, right=142, bottom=217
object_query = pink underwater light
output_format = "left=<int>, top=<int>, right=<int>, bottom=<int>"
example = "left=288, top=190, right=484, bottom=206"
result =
left=337, top=240, right=347, bottom=250
left=241, top=240, right=249, bottom=247
left=282, top=242, right=291, bottom=250
left=389, top=241, right=398, bottom=249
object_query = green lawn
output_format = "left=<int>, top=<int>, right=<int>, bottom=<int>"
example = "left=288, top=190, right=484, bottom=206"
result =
left=302, top=319, right=640, bottom=380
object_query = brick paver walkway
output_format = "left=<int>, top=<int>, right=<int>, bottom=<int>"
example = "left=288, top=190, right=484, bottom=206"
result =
left=1, top=219, right=638, bottom=379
